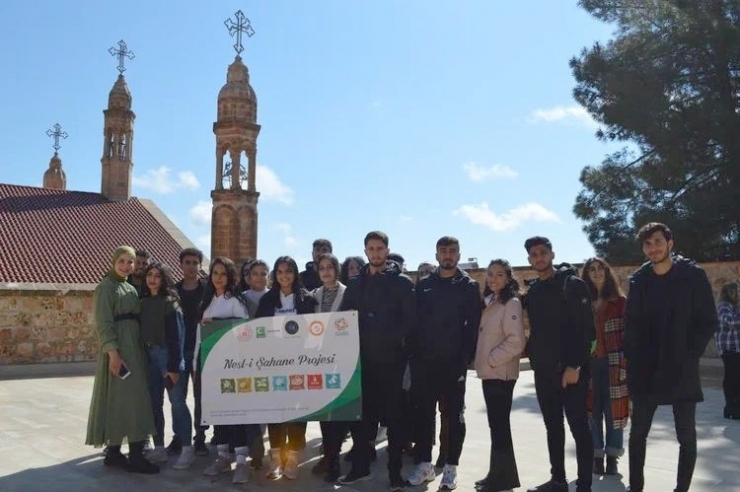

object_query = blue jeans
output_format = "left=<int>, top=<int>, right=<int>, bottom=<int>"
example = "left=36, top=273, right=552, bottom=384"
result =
left=588, top=357, right=624, bottom=457
left=147, top=346, right=192, bottom=447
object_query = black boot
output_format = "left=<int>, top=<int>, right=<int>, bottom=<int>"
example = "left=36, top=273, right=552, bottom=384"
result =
left=127, top=440, right=160, bottom=474
left=103, top=445, right=128, bottom=468
left=593, top=456, right=605, bottom=475
left=605, top=456, right=618, bottom=475
left=324, top=456, right=341, bottom=483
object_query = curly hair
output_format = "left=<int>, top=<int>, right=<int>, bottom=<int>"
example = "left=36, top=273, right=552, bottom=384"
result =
left=582, top=257, right=624, bottom=301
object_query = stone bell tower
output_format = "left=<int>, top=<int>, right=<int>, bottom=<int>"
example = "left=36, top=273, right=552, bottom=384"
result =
left=210, top=10, right=261, bottom=264
left=101, top=40, right=136, bottom=201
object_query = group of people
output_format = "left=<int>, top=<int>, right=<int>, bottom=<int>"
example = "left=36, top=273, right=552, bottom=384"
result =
left=84, top=221, right=735, bottom=492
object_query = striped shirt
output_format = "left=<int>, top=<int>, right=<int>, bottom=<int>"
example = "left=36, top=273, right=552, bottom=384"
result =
left=716, top=301, right=740, bottom=355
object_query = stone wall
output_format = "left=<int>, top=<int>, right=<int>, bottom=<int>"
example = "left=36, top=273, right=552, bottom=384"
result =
left=0, top=285, right=96, bottom=365
left=0, top=260, right=738, bottom=366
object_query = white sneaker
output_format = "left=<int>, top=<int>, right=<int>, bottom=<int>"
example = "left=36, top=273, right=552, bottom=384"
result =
left=406, top=462, right=435, bottom=486
left=203, top=454, right=233, bottom=476
left=232, top=463, right=250, bottom=484
left=375, top=426, right=388, bottom=443
left=147, top=446, right=168, bottom=463
left=440, top=464, right=458, bottom=490
left=173, top=446, right=196, bottom=470
left=265, top=449, right=282, bottom=480
left=283, top=450, right=299, bottom=480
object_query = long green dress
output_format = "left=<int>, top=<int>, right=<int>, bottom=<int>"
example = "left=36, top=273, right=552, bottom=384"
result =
left=85, top=273, right=156, bottom=447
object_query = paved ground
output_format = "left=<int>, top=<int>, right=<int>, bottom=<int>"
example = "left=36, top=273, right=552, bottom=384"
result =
left=0, top=366, right=738, bottom=492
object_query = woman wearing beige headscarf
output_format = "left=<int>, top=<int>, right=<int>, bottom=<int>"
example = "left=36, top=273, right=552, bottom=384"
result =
left=85, top=246, right=158, bottom=474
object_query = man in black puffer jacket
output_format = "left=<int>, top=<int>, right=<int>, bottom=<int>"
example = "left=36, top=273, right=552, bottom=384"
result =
left=338, top=231, right=416, bottom=491
left=624, top=223, right=718, bottom=492
left=406, top=236, right=481, bottom=491
left=523, top=236, right=595, bottom=492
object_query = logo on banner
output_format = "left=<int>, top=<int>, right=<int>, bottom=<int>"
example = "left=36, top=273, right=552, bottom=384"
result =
left=307, top=374, right=323, bottom=389
left=289, top=374, right=305, bottom=390
left=256, top=326, right=266, bottom=338
left=254, top=377, right=270, bottom=392
left=284, top=320, right=300, bottom=335
left=237, top=326, right=253, bottom=342
left=325, top=373, right=341, bottom=389
left=334, top=318, right=348, bottom=331
left=273, top=375, right=288, bottom=391
left=237, top=378, right=252, bottom=393
left=221, top=379, right=236, bottom=393
left=309, top=321, right=325, bottom=336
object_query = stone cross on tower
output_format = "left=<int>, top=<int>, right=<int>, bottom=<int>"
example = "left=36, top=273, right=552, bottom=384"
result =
left=224, top=10, right=255, bottom=55
left=108, top=40, right=135, bottom=74
left=46, top=123, right=68, bottom=153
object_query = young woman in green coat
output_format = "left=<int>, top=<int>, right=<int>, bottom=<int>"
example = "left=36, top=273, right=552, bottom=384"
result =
left=85, top=246, right=159, bottom=474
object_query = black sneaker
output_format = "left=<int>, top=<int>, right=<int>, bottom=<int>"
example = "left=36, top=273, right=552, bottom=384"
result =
left=127, top=456, right=160, bottom=474
left=324, top=460, right=341, bottom=483
left=390, top=475, right=408, bottom=491
left=166, top=436, right=182, bottom=455
left=338, top=469, right=373, bottom=485
left=527, top=479, right=569, bottom=492
left=193, top=439, right=209, bottom=457
left=103, top=450, right=128, bottom=468
left=312, top=456, right=328, bottom=475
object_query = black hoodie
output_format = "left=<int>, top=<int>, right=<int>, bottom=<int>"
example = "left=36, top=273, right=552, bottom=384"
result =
left=339, top=260, right=416, bottom=363
left=300, top=262, right=322, bottom=291
left=524, top=262, right=594, bottom=373
left=412, top=266, right=481, bottom=369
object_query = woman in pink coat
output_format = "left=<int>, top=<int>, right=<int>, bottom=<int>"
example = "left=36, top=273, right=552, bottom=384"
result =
left=474, top=259, right=526, bottom=492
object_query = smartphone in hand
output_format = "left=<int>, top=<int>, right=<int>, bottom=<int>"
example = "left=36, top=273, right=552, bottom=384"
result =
left=118, top=365, right=131, bottom=380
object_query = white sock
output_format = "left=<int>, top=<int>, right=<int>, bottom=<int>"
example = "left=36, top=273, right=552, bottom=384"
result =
left=235, top=446, right=249, bottom=465
left=217, top=444, right=230, bottom=458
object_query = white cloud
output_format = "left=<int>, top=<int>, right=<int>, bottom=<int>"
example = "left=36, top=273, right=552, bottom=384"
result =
left=132, top=166, right=201, bottom=194
left=453, top=202, right=559, bottom=232
left=257, top=165, right=294, bottom=205
left=196, top=234, right=211, bottom=253
left=189, top=200, right=212, bottom=226
left=463, top=162, right=518, bottom=182
left=398, top=214, right=413, bottom=222
left=272, top=222, right=298, bottom=249
left=528, top=105, right=598, bottom=129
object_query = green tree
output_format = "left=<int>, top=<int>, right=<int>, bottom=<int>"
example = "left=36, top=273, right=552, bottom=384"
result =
left=571, top=0, right=740, bottom=263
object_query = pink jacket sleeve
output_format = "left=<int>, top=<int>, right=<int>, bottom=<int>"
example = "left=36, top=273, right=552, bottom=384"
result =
left=488, top=298, right=526, bottom=368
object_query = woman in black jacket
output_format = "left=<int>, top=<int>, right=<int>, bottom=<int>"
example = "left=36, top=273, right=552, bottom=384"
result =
left=256, top=256, right=316, bottom=481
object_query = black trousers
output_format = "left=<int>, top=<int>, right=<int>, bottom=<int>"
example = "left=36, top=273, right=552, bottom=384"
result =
left=213, top=423, right=262, bottom=451
left=482, top=379, right=520, bottom=489
left=534, top=367, right=593, bottom=488
left=628, top=400, right=696, bottom=492
left=350, top=356, right=406, bottom=476
left=268, top=422, right=307, bottom=452
left=411, top=358, right=467, bottom=465
left=320, top=421, right=347, bottom=459
left=722, top=352, right=740, bottom=411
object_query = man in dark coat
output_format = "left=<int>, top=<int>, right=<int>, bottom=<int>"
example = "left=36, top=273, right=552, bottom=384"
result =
left=523, top=236, right=595, bottom=492
left=337, top=231, right=416, bottom=491
left=406, top=236, right=481, bottom=491
left=624, top=222, right=718, bottom=492
left=300, top=238, right=332, bottom=291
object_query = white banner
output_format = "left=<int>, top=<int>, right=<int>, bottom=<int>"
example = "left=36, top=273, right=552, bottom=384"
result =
left=199, top=311, right=361, bottom=425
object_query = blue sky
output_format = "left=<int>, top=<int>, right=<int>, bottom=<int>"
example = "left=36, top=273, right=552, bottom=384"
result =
left=0, top=1, right=618, bottom=271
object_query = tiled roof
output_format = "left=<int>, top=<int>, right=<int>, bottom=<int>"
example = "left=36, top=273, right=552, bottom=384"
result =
left=0, top=184, right=194, bottom=285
